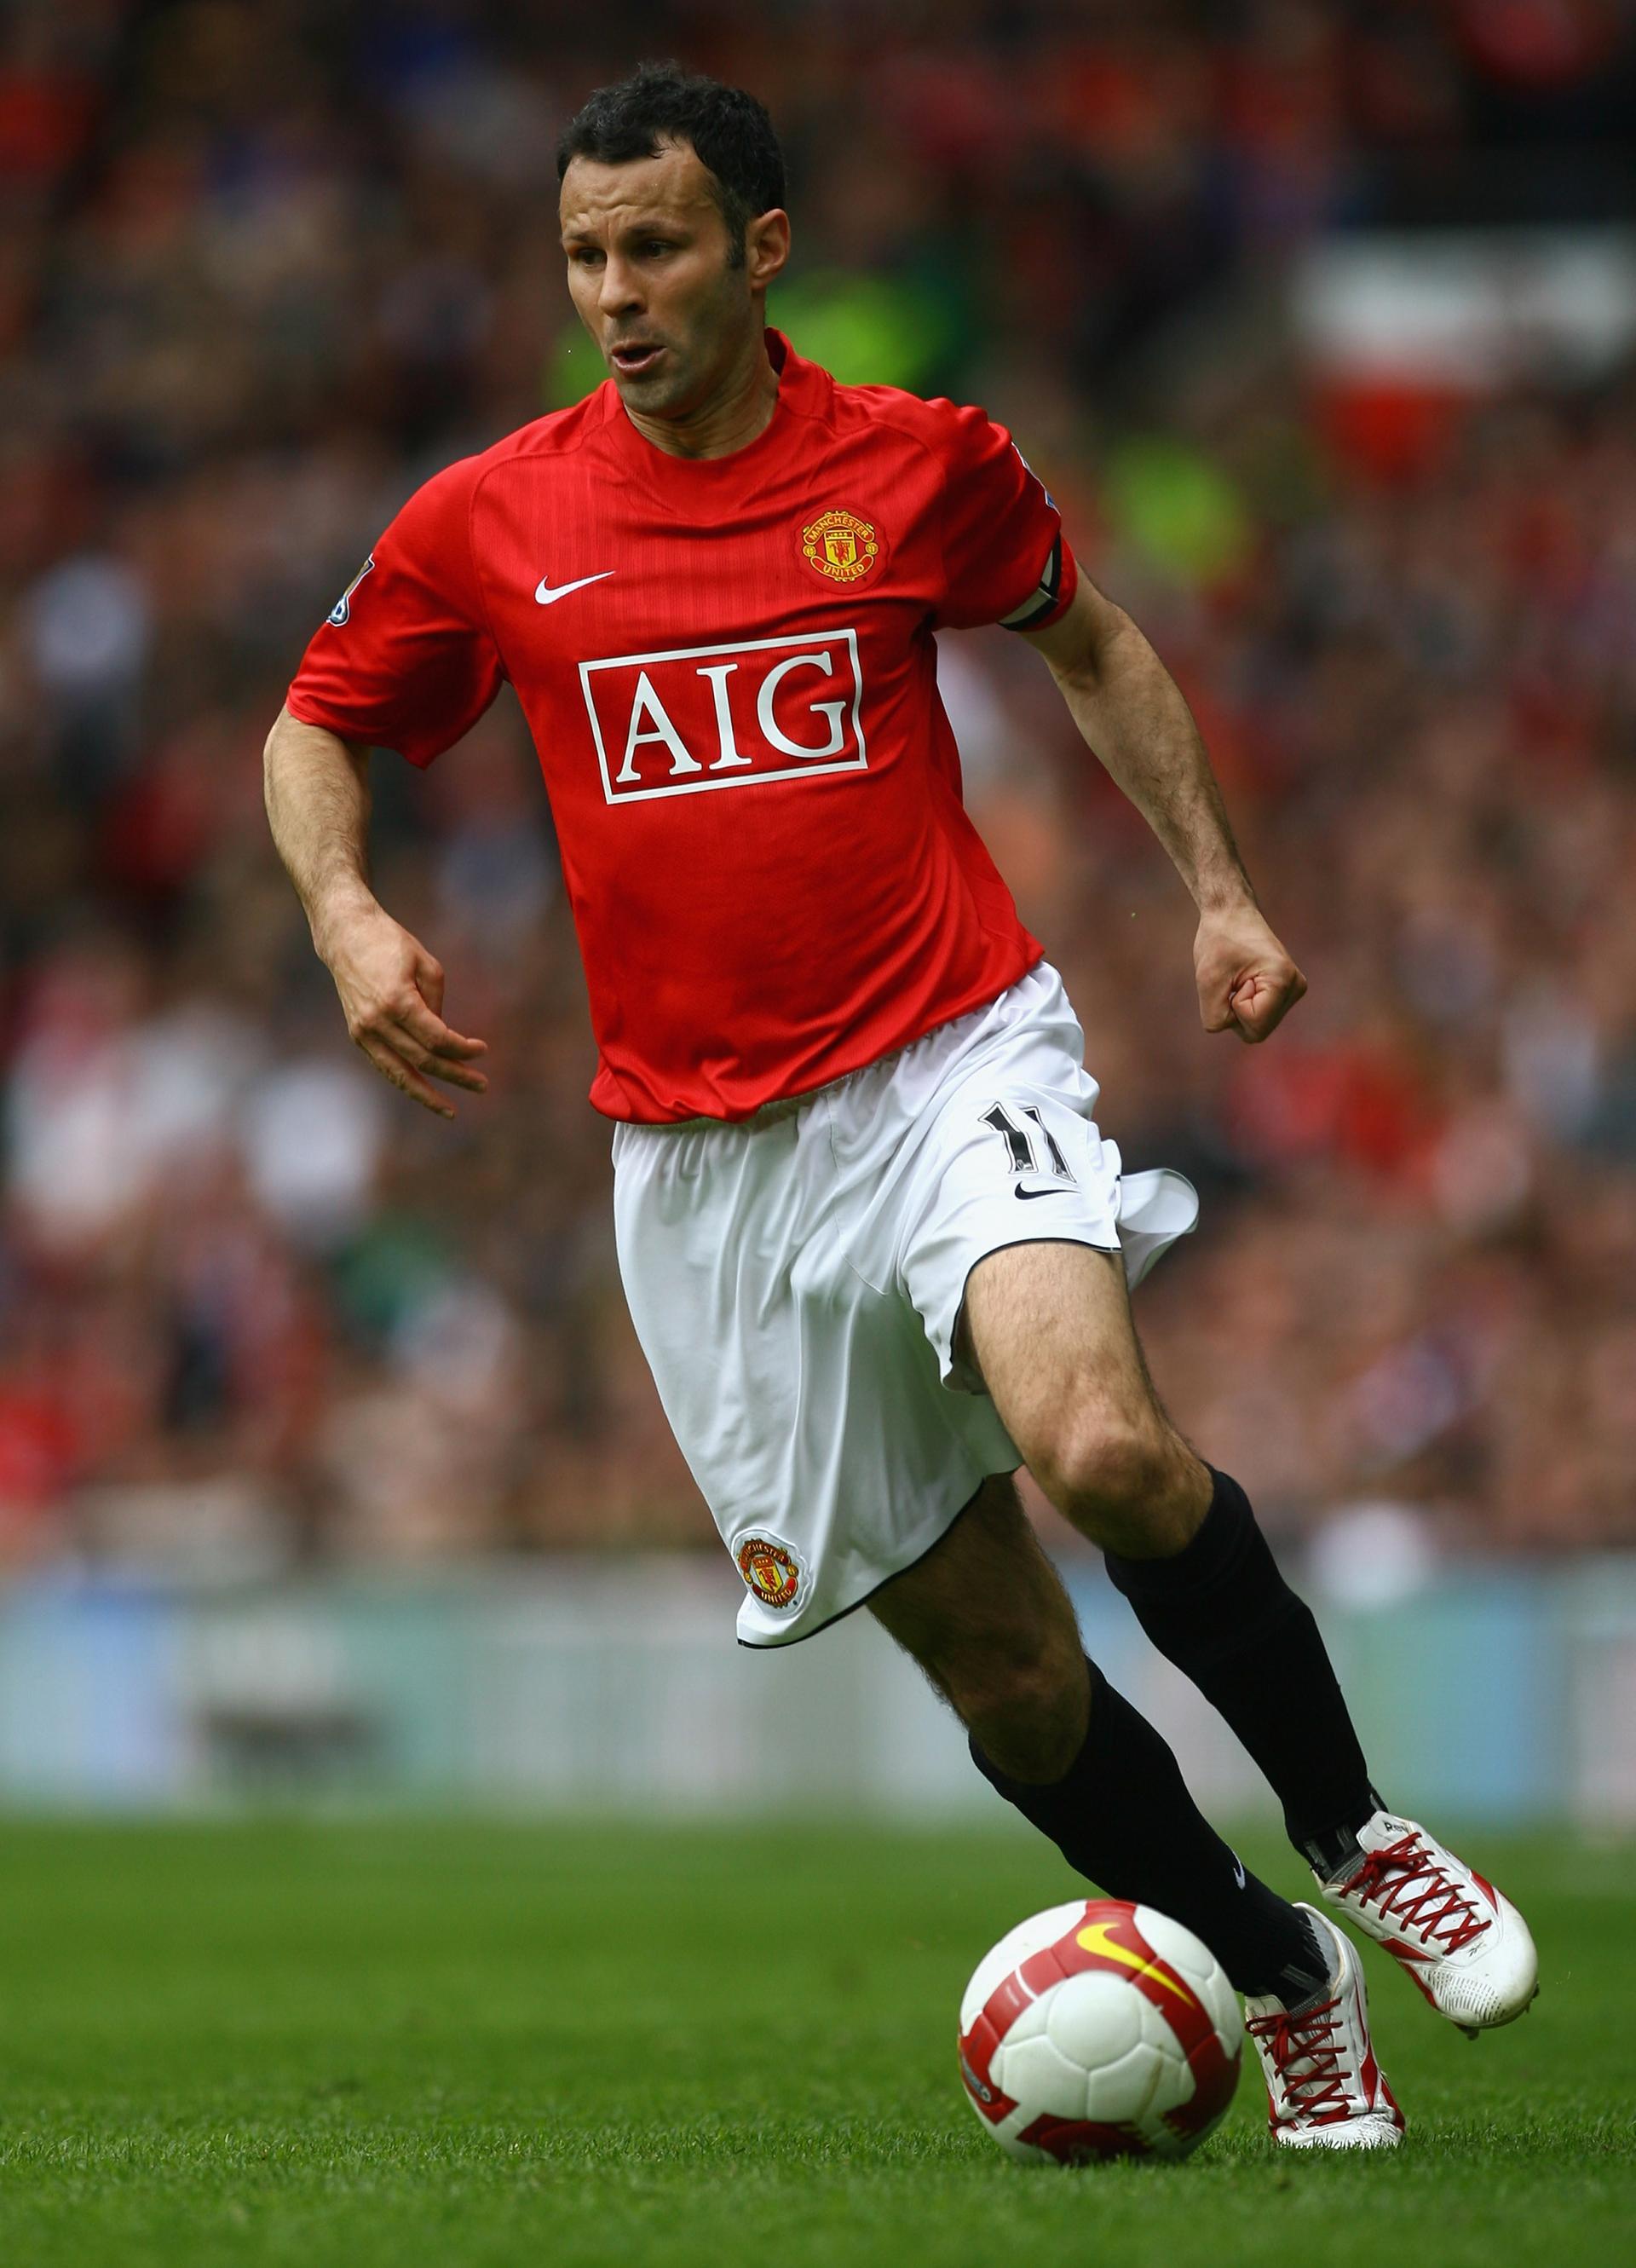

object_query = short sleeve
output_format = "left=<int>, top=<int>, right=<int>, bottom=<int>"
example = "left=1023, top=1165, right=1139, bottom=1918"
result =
left=930, top=403, right=1075, bottom=632
left=286, top=457, right=504, bottom=767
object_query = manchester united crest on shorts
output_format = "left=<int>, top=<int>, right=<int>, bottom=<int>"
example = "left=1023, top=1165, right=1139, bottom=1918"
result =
left=802, top=508, right=878, bottom=584
left=736, top=1533, right=804, bottom=1612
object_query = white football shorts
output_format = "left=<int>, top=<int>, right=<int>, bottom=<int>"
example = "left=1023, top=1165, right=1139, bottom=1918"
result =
left=611, top=961, right=1198, bottom=1647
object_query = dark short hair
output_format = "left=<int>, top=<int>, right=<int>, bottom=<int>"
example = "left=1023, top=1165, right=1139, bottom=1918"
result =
left=556, top=61, right=786, bottom=267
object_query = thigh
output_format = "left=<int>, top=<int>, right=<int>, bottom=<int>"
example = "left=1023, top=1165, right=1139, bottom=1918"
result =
left=959, top=1238, right=1166, bottom=1469
left=877, top=964, right=1196, bottom=1397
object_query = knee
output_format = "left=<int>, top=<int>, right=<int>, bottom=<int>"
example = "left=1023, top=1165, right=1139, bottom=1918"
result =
left=1032, top=1408, right=1198, bottom=1555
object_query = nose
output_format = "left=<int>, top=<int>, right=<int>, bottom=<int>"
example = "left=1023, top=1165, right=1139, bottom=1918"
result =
left=597, top=255, right=643, bottom=320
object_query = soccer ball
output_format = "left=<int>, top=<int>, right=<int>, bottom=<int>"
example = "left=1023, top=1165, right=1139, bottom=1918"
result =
left=958, top=1897, right=1241, bottom=2163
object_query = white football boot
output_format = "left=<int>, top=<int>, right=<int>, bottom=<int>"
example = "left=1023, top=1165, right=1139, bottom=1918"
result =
left=1245, top=1906, right=1405, bottom=2150
left=1318, top=1812, right=1539, bottom=2038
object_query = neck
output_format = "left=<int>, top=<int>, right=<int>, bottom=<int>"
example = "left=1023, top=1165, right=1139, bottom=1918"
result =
left=625, top=322, right=780, bottom=460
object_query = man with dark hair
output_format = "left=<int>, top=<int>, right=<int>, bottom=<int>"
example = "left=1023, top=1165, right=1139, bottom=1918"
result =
left=266, top=61, right=1537, bottom=2152
left=556, top=58, right=784, bottom=257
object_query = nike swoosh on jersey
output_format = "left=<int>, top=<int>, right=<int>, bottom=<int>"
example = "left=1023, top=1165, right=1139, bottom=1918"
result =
left=1014, top=1183, right=1069, bottom=1201
left=534, top=571, right=615, bottom=605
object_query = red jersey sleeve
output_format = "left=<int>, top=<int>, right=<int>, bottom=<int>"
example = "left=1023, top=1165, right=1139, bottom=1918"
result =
left=286, top=456, right=504, bottom=767
left=929, top=402, right=1077, bottom=632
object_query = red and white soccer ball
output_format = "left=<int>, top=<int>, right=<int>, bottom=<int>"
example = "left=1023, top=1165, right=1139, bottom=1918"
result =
left=958, top=1898, right=1241, bottom=2163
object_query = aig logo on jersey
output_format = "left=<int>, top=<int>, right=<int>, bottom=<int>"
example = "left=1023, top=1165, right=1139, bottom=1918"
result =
left=581, top=631, right=867, bottom=805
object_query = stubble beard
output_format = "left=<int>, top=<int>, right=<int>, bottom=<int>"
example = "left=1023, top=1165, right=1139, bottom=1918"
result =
left=610, top=352, right=692, bottom=416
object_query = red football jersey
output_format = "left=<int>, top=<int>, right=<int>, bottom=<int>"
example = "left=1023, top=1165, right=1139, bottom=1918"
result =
left=286, top=332, right=1075, bottom=1122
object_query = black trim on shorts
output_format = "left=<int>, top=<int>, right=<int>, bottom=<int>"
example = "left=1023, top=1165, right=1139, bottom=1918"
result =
left=733, top=1463, right=1020, bottom=1652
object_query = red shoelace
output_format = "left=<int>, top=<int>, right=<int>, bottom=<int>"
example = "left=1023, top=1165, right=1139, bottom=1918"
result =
left=1341, top=1831, right=1490, bottom=1953
left=1247, top=1996, right=1353, bottom=2124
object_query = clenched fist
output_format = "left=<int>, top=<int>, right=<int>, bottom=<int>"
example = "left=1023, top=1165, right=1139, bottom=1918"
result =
left=1195, top=903, right=1306, bottom=1045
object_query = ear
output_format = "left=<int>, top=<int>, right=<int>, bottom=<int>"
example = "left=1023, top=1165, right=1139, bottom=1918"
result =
left=745, top=208, right=790, bottom=294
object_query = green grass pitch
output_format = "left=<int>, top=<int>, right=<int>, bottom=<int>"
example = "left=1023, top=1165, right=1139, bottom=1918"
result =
left=0, top=1820, right=1629, bottom=2267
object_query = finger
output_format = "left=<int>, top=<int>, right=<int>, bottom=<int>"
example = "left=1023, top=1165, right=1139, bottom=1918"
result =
left=1232, top=974, right=1298, bottom=1043
left=355, top=1032, right=456, bottom=1117
left=417, top=953, right=446, bottom=1019
left=1200, top=986, right=1236, bottom=1032
left=383, top=1024, right=489, bottom=1093
left=391, top=992, right=489, bottom=1059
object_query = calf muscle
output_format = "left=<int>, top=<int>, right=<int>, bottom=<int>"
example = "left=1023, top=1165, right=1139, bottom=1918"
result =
left=868, top=1474, right=1088, bottom=1781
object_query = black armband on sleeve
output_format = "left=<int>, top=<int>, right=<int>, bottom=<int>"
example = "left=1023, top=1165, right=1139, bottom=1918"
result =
left=999, top=534, right=1063, bottom=632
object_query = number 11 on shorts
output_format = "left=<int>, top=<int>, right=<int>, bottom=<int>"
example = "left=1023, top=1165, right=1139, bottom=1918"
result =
left=982, top=1102, right=1074, bottom=1182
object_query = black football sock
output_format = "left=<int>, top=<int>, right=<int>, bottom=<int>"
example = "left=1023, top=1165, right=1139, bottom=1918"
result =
left=1103, top=1466, right=1380, bottom=1875
left=971, top=1659, right=1330, bottom=2003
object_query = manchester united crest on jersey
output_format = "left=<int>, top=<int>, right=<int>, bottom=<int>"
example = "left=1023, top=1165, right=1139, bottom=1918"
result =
left=736, top=1533, right=804, bottom=1611
left=802, top=507, right=878, bottom=584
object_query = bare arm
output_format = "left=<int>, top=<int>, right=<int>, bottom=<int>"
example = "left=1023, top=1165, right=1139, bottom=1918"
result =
left=1023, top=576, right=1305, bottom=1044
left=263, top=704, right=488, bottom=1115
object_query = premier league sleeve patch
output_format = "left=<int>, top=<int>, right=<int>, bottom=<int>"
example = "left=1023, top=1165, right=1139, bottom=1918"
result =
left=326, top=553, right=376, bottom=626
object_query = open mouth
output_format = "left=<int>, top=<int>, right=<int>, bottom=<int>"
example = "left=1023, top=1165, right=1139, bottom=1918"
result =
left=609, top=341, right=665, bottom=377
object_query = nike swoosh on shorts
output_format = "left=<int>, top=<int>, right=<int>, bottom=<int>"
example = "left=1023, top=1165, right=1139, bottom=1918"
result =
left=1013, top=1184, right=1070, bottom=1201
left=534, top=571, right=614, bottom=605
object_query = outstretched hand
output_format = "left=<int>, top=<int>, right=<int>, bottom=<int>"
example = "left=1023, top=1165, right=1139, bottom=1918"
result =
left=320, top=897, right=489, bottom=1117
left=1195, top=903, right=1306, bottom=1045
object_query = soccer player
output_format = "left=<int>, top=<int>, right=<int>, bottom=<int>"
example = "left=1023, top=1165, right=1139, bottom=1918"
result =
left=266, top=63, right=1537, bottom=2148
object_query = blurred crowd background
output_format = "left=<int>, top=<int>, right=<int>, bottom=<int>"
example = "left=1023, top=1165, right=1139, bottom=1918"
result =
left=2, top=0, right=1634, bottom=1573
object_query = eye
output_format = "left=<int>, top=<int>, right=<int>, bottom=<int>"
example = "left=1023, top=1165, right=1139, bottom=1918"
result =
left=642, top=239, right=675, bottom=257
left=568, top=246, right=603, bottom=267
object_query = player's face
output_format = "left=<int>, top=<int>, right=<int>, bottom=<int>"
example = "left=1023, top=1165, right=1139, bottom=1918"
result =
left=559, top=142, right=783, bottom=420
